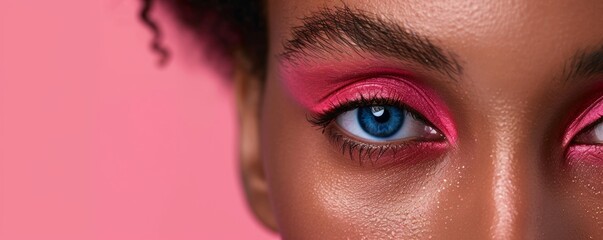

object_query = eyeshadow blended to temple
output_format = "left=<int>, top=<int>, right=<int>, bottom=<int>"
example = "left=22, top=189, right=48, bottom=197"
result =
left=280, top=6, right=464, bottom=79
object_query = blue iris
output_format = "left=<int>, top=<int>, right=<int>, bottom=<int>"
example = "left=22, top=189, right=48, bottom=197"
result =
left=357, top=106, right=405, bottom=138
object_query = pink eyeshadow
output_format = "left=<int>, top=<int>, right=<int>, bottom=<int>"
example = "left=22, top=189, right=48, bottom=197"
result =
left=279, top=62, right=457, bottom=142
left=566, top=145, right=603, bottom=165
left=564, top=95, right=603, bottom=147
left=348, top=141, right=450, bottom=168
left=564, top=90, right=603, bottom=165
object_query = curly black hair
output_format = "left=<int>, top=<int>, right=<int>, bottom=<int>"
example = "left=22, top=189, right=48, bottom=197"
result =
left=141, top=0, right=268, bottom=77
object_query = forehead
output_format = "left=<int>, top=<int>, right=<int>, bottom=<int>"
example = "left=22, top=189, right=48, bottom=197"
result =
left=267, top=0, right=603, bottom=88
left=268, top=0, right=603, bottom=48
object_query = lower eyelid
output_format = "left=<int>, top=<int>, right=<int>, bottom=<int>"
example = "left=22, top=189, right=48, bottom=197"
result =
left=566, top=145, right=603, bottom=166
left=325, top=124, right=449, bottom=167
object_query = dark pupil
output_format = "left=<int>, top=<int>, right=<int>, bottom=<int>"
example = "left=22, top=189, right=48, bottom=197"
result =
left=371, top=106, right=390, bottom=123
left=357, top=106, right=405, bottom=138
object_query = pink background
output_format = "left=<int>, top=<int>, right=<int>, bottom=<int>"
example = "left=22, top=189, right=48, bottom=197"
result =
left=0, top=0, right=277, bottom=239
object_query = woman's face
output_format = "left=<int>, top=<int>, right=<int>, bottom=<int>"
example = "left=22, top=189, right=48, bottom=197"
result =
left=246, top=0, right=603, bottom=238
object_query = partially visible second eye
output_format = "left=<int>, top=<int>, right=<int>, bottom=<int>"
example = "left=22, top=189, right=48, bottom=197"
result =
left=574, top=120, right=603, bottom=144
left=335, top=105, right=443, bottom=142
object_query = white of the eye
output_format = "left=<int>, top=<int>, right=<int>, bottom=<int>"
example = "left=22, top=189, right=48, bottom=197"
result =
left=426, top=125, right=438, bottom=135
left=335, top=108, right=430, bottom=142
left=594, top=123, right=603, bottom=142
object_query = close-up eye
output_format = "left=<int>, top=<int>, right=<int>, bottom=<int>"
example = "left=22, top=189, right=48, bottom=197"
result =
left=335, top=105, right=443, bottom=142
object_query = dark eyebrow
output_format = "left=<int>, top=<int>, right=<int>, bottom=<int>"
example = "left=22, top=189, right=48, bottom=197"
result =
left=562, top=44, right=603, bottom=82
left=281, top=7, right=463, bottom=78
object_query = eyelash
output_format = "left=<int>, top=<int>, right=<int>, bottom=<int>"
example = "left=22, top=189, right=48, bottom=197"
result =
left=308, top=95, right=426, bottom=128
left=307, top=95, right=441, bottom=165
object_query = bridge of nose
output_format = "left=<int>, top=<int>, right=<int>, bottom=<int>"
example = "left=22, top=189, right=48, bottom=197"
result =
left=485, top=117, right=544, bottom=239
left=442, top=101, right=564, bottom=239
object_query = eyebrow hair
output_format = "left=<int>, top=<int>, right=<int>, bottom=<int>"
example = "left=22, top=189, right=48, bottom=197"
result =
left=281, top=6, right=463, bottom=78
left=563, top=44, right=603, bottom=82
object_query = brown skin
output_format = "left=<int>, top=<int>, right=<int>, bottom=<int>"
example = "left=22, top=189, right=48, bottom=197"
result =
left=237, top=0, right=603, bottom=239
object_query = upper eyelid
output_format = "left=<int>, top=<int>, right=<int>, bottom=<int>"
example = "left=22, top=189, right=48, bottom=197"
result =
left=572, top=113, right=603, bottom=142
left=308, top=97, right=434, bottom=129
left=322, top=119, right=450, bottom=166
left=582, top=114, right=603, bottom=131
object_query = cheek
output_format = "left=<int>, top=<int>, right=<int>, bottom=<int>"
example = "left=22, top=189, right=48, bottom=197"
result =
left=555, top=161, right=603, bottom=234
left=260, top=75, right=351, bottom=236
